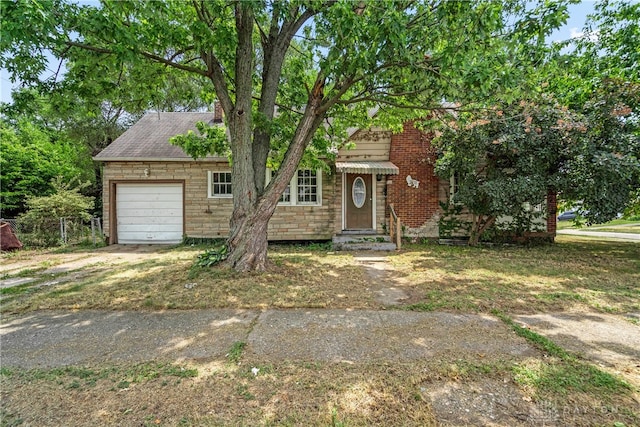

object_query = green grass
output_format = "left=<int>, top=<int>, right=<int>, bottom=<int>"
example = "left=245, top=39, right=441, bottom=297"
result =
left=0, top=409, right=24, bottom=427
left=557, top=218, right=640, bottom=233
left=493, top=310, right=573, bottom=360
left=226, top=341, right=246, bottom=364
left=585, top=227, right=640, bottom=234
left=3, top=357, right=637, bottom=427
left=395, top=236, right=640, bottom=315
left=1, top=246, right=372, bottom=314
left=2, top=236, right=638, bottom=316
left=0, top=362, right=198, bottom=394
left=1, top=239, right=639, bottom=426
left=495, top=310, right=632, bottom=397
left=0, top=282, right=36, bottom=296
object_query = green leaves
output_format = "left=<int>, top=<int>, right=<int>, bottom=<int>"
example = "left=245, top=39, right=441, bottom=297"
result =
left=21, top=177, right=95, bottom=221
left=0, top=119, right=93, bottom=217
left=4, top=0, right=577, bottom=159
left=194, top=245, right=229, bottom=268
left=3, top=0, right=593, bottom=263
left=169, top=121, right=229, bottom=160
left=1, top=0, right=75, bottom=83
left=561, top=79, right=640, bottom=224
left=433, top=77, right=640, bottom=230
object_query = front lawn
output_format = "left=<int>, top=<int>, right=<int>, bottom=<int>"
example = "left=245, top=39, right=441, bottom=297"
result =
left=2, top=236, right=639, bottom=426
left=1, top=236, right=638, bottom=316
left=391, top=235, right=639, bottom=315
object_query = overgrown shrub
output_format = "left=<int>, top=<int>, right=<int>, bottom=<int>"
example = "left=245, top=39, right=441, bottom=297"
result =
left=438, top=202, right=471, bottom=238
left=18, top=178, right=94, bottom=247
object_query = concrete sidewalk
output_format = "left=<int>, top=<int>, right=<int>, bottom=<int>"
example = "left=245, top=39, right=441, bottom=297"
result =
left=556, top=229, right=640, bottom=241
left=2, top=309, right=638, bottom=372
left=1, top=309, right=537, bottom=369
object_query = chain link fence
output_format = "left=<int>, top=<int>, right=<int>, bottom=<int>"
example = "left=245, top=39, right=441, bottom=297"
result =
left=1, top=217, right=103, bottom=248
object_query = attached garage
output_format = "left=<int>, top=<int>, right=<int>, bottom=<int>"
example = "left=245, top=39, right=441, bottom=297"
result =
left=115, top=183, right=184, bottom=244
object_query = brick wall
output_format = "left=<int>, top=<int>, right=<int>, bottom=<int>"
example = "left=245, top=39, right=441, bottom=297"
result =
left=102, top=161, right=337, bottom=242
left=387, top=121, right=444, bottom=237
left=546, top=190, right=557, bottom=236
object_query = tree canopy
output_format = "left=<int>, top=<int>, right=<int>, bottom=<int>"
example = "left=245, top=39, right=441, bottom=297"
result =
left=3, top=0, right=581, bottom=268
left=0, top=117, right=94, bottom=217
left=432, top=0, right=640, bottom=243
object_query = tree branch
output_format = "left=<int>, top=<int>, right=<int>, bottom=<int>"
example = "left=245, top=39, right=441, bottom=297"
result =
left=200, top=50, right=234, bottom=113
left=138, top=50, right=209, bottom=76
left=64, top=40, right=210, bottom=77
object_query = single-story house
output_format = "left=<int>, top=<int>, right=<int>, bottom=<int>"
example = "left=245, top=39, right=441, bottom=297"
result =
left=94, top=111, right=557, bottom=245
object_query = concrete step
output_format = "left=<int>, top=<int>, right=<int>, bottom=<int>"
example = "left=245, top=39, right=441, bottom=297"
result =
left=332, top=234, right=396, bottom=251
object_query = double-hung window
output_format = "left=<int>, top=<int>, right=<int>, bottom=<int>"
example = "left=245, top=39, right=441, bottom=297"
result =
left=208, top=171, right=232, bottom=198
left=267, top=169, right=322, bottom=206
left=449, top=171, right=462, bottom=203
left=270, top=170, right=291, bottom=203
left=296, top=169, right=318, bottom=204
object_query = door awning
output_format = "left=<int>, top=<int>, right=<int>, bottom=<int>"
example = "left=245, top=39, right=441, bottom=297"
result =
left=335, top=161, right=399, bottom=175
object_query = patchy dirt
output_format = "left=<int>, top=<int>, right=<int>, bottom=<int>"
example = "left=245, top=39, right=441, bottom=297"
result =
left=0, top=245, right=199, bottom=293
left=1, top=251, right=93, bottom=276
left=1, top=245, right=188, bottom=278
left=354, top=253, right=415, bottom=306
left=515, top=311, right=640, bottom=389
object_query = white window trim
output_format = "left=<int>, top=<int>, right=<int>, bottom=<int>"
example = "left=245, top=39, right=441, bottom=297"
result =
left=208, top=171, right=233, bottom=198
left=449, top=172, right=462, bottom=203
left=266, top=168, right=322, bottom=207
left=266, top=169, right=292, bottom=205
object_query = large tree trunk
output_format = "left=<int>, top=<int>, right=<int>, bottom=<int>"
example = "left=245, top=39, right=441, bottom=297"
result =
left=223, top=2, right=265, bottom=271
left=225, top=202, right=273, bottom=271
left=224, top=74, right=327, bottom=272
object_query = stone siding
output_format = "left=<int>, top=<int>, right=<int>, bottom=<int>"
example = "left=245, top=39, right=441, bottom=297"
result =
left=100, top=122, right=556, bottom=244
left=102, top=161, right=336, bottom=242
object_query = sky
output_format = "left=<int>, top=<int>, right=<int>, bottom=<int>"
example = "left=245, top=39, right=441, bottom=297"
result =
left=0, top=1, right=597, bottom=105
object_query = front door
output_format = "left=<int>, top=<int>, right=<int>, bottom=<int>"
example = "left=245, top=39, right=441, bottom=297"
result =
left=345, top=173, right=372, bottom=229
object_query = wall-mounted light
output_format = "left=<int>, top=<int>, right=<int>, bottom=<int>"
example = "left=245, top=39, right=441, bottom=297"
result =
left=376, top=173, right=383, bottom=182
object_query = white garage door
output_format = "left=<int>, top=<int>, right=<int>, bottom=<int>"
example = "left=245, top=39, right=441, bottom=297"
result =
left=116, top=183, right=183, bottom=244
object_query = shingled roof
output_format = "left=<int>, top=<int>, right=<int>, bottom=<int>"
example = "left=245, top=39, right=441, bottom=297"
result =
left=94, top=112, right=227, bottom=161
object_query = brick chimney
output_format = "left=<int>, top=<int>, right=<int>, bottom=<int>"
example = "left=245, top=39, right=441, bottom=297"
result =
left=213, top=101, right=224, bottom=123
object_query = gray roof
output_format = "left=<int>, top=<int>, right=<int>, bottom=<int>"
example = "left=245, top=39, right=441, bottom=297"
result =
left=94, top=112, right=226, bottom=161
